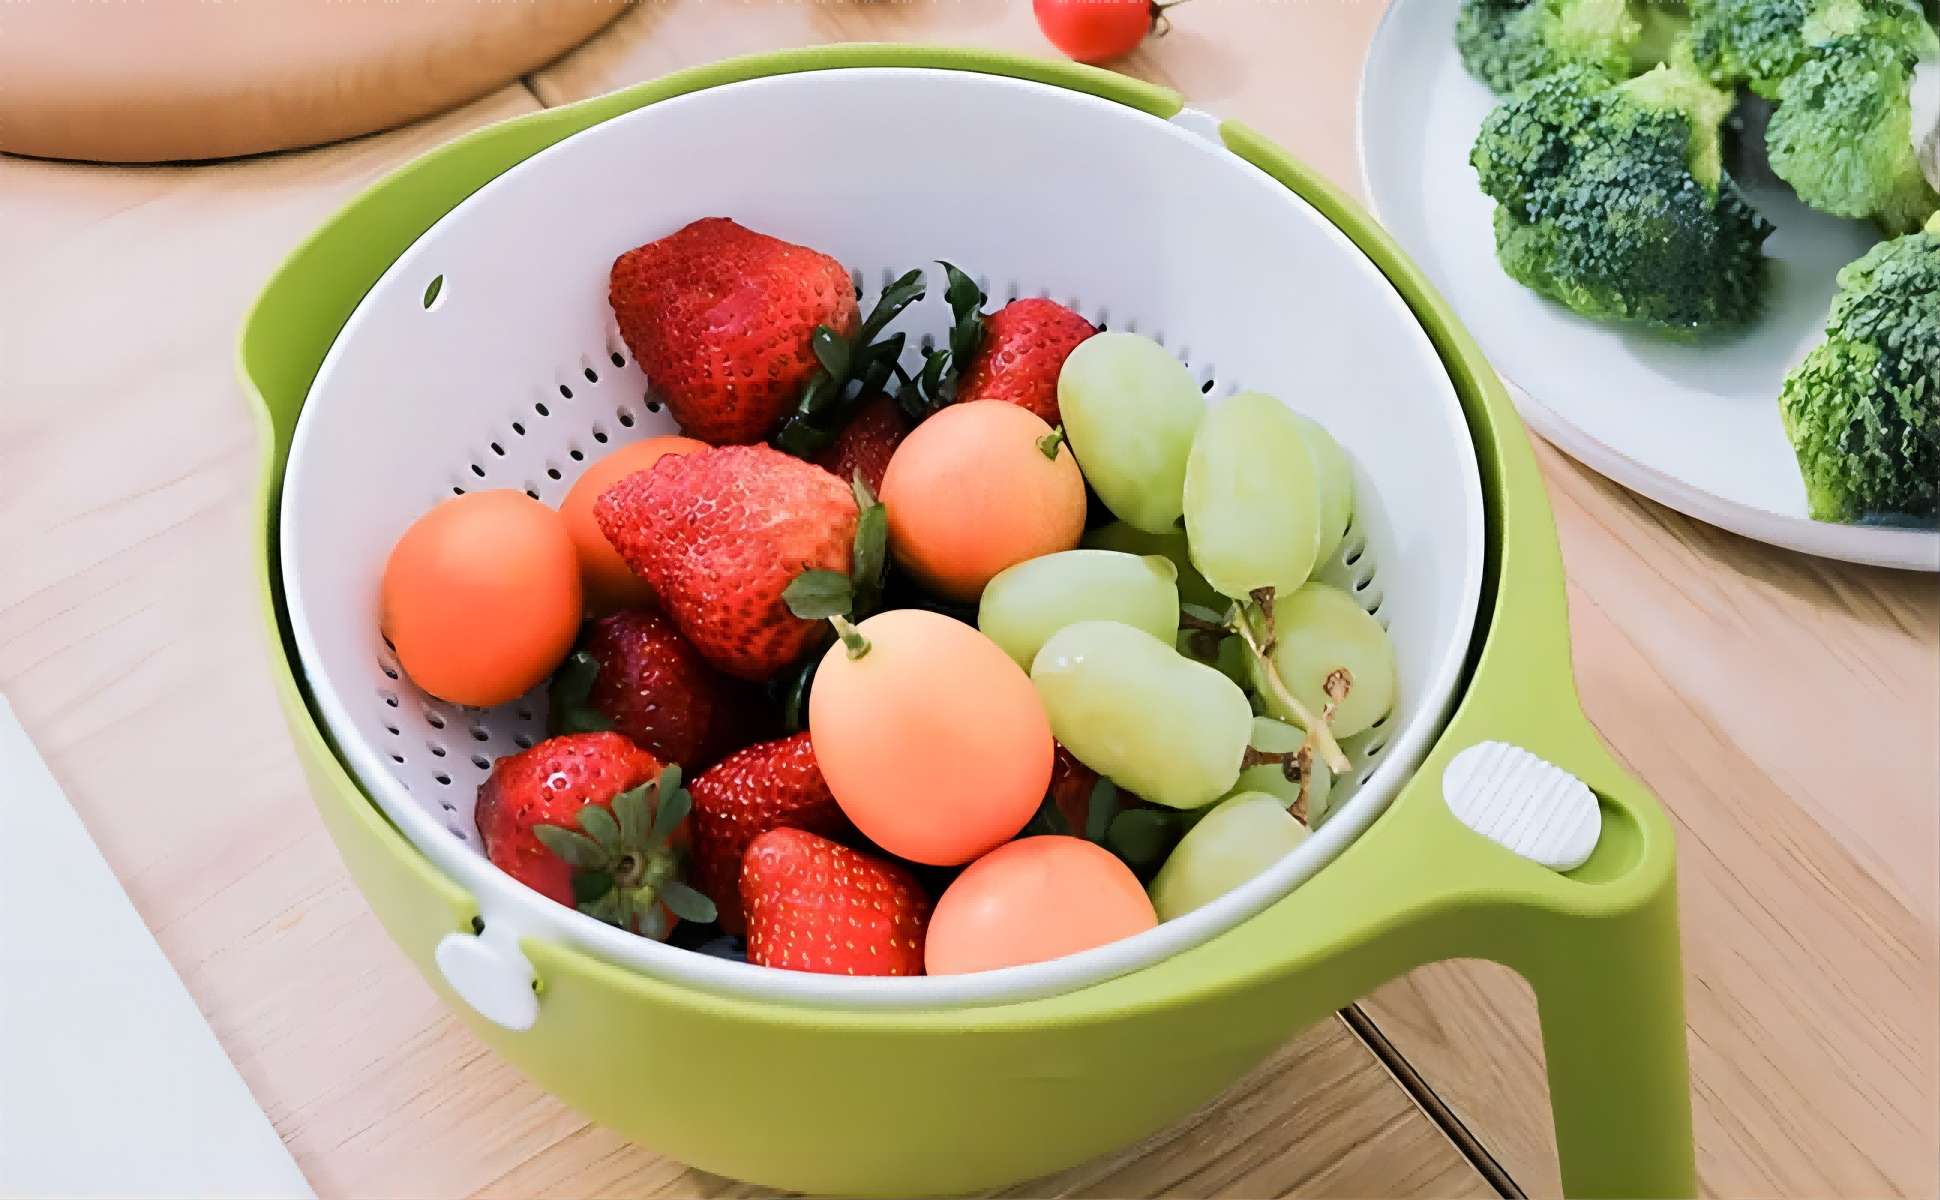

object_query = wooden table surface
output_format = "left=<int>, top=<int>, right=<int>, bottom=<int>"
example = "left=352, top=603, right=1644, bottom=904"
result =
left=2, top=3, right=1934, bottom=1197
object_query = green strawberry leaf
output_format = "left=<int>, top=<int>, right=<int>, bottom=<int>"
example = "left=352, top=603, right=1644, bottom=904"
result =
left=1106, top=809, right=1177, bottom=866
left=1085, top=778, right=1120, bottom=845
left=783, top=569, right=856, bottom=620
left=1020, top=794, right=1073, bottom=840
left=849, top=470, right=878, bottom=511
left=580, top=889, right=623, bottom=925
left=534, top=823, right=609, bottom=870
left=860, top=269, right=927, bottom=342
left=811, top=325, right=849, bottom=382
left=797, top=371, right=838, bottom=418
left=659, top=881, right=719, bottom=925
left=576, top=803, right=622, bottom=856
left=546, top=650, right=610, bottom=737
left=939, top=261, right=983, bottom=322
left=571, top=868, right=615, bottom=906
left=648, top=778, right=691, bottom=849
left=612, top=781, right=651, bottom=846
left=780, top=654, right=819, bottom=735
left=850, top=504, right=888, bottom=613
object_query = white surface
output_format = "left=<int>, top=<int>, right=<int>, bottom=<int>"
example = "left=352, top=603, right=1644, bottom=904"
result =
left=1359, top=0, right=1940, bottom=571
left=0, top=694, right=313, bottom=1199
left=1444, top=740, right=1600, bottom=873
left=280, top=67, right=1486, bottom=1012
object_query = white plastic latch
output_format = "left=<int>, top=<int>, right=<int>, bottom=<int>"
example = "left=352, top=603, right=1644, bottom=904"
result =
left=435, top=913, right=540, bottom=1032
left=1443, top=741, right=1601, bottom=872
left=1168, top=106, right=1225, bottom=147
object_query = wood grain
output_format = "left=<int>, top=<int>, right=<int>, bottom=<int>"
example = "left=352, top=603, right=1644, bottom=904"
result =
left=0, top=27, right=1486, bottom=1200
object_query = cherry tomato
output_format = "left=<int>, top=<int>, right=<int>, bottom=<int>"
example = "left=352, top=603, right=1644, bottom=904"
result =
left=926, top=836, right=1157, bottom=975
left=809, top=609, right=1052, bottom=866
left=1033, top=0, right=1161, bottom=64
left=380, top=490, right=580, bottom=707
left=559, top=434, right=706, bottom=614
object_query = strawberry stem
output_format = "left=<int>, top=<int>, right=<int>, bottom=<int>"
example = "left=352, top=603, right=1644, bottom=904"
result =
left=829, top=614, right=871, bottom=660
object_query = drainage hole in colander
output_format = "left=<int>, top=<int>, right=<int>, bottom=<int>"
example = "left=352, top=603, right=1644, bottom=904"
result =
left=469, top=464, right=484, bottom=478
left=422, top=275, right=444, bottom=310
left=536, top=402, right=551, bottom=417
left=919, top=333, right=936, bottom=354
left=423, top=709, right=446, bottom=729
left=610, top=351, right=625, bottom=369
left=592, top=424, right=609, bottom=444
left=547, top=467, right=562, bottom=481
left=569, top=448, right=584, bottom=462
left=491, top=442, right=504, bottom=457
left=451, top=487, right=465, bottom=496
left=1364, top=737, right=1389, bottom=758
left=645, top=400, right=662, bottom=413
left=512, top=421, right=526, bottom=436
left=514, top=733, right=534, bottom=749
left=469, top=726, right=489, bottom=742
left=441, top=801, right=457, bottom=813
left=1201, top=378, right=1216, bottom=394
left=557, top=385, right=572, bottom=400
left=382, top=692, right=399, bottom=708
left=472, top=755, right=491, bottom=770
left=434, top=773, right=452, bottom=786
left=1342, top=535, right=1367, bottom=566
left=524, top=487, right=540, bottom=500
left=850, top=270, right=864, bottom=298
left=385, top=724, right=400, bottom=736
left=380, top=662, right=398, bottom=680
left=617, top=408, right=635, bottom=428
left=392, top=753, right=405, bottom=764
left=430, top=744, right=447, bottom=758
left=584, top=367, right=599, bottom=384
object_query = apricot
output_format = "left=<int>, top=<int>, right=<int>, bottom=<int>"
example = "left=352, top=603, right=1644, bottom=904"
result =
left=808, top=609, right=1052, bottom=865
left=559, top=434, right=706, bottom=613
left=381, top=490, right=580, bottom=707
left=925, top=836, right=1158, bottom=975
left=878, top=400, right=1086, bottom=603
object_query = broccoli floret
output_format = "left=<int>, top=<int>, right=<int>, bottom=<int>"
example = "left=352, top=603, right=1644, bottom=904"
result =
left=1458, top=0, right=1691, bottom=95
left=1690, top=0, right=1929, bottom=95
left=1764, top=10, right=1940, bottom=234
left=1779, top=215, right=1940, bottom=523
left=1471, top=52, right=1775, bottom=333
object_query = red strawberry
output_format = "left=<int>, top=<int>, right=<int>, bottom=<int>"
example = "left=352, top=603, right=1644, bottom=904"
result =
left=1049, top=740, right=1152, bottom=834
left=610, top=218, right=860, bottom=445
left=954, top=297, right=1097, bottom=426
left=810, top=392, right=908, bottom=495
left=741, top=828, right=930, bottom=976
left=593, top=444, right=865, bottom=682
left=475, top=732, right=713, bottom=939
left=689, top=732, right=856, bottom=934
left=566, top=609, right=769, bottom=770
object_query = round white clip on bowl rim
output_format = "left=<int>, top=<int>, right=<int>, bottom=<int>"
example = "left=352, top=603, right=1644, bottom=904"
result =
left=435, top=912, right=540, bottom=1032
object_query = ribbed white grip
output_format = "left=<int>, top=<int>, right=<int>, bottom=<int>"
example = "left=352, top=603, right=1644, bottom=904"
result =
left=1443, top=741, right=1601, bottom=872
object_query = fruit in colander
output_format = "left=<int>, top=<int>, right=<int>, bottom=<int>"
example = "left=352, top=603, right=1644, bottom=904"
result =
left=976, top=549, right=1181, bottom=671
left=1182, top=389, right=1325, bottom=598
left=952, top=296, right=1097, bottom=425
left=558, top=433, right=704, bottom=615
left=1056, top=331, right=1208, bottom=534
left=380, top=488, right=581, bottom=708
left=1146, top=791, right=1310, bottom=923
left=741, top=827, right=931, bottom=976
left=1252, top=582, right=1398, bottom=740
left=925, top=834, right=1156, bottom=975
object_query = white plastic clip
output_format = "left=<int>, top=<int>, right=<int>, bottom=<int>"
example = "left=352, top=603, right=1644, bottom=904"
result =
left=1168, top=106, right=1225, bottom=147
left=435, top=912, right=540, bottom=1032
left=1443, top=741, right=1601, bottom=872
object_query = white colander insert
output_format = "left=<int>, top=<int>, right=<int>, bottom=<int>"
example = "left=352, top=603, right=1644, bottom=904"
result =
left=281, top=68, right=1485, bottom=1012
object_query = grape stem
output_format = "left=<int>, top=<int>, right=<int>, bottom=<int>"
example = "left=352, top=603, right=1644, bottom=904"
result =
left=1227, top=609, right=1352, bottom=775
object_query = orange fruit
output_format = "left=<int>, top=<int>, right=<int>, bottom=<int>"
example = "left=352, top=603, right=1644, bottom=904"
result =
left=559, top=434, right=706, bottom=613
left=808, top=608, right=1052, bottom=866
left=380, top=490, right=580, bottom=707
left=878, top=401, right=1086, bottom=603
left=925, top=836, right=1157, bottom=975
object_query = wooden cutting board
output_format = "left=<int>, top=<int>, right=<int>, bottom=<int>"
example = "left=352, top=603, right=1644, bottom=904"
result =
left=0, top=0, right=623, bottom=163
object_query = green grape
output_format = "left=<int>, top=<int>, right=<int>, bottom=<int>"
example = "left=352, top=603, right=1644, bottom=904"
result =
left=1255, top=582, right=1396, bottom=739
left=1182, top=391, right=1322, bottom=598
left=1082, top=521, right=1225, bottom=611
left=1224, top=716, right=1332, bottom=819
left=1147, top=792, right=1309, bottom=921
left=1287, top=410, right=1353, bottom=565
left=1031, top=620, right=1252, bottom=810
left=1058, top=333, right=1208, bottom=534
left=979, top=550, right=1180, bottom=671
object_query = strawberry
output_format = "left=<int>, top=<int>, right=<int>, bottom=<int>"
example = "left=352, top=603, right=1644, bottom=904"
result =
left=741, top=828, right=930, bottom=976
left=475, top=732, right=715, bottom=939
left=549, top=609, right=770, bottom=770
left=689, top=732, right=856, bottom=934
left=954, top=297, right=1097, bottom=426
left=593, top=444, right=886, bottom=683
left=610, top=218, right=860, bottom=445
left=1048, top=740, right=1153, bottom=835
left=810, top=392, right=907, bottom=495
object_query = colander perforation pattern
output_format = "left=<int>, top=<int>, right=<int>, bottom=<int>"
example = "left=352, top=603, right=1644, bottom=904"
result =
left=281, top=66, right=1484, bottom=1009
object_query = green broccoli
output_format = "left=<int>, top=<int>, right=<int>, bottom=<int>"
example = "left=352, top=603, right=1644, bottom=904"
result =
left=1685, top=0, right=1938, bottom=232
left=1778, top=212, right=1940, bottom=524
left=1470, top=51, right=1775, bottom=333
left=1458, top=0, right=1691, bottom=95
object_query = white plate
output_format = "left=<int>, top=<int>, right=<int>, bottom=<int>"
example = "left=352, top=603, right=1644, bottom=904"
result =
left=1358, top=0, right=1939, bottom=572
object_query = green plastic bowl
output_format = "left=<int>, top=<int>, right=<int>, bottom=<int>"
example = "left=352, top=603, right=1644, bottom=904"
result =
left=239, top=45, right=1695, bottom=1198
